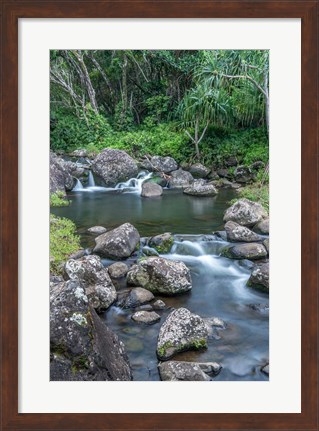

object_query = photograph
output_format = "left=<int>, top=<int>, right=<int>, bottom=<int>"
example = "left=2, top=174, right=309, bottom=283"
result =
left=49, top=49, right=269, bottom=382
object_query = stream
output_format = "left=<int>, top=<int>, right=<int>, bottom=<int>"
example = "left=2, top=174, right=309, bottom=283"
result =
left=52, top=171, right=269, bottom=381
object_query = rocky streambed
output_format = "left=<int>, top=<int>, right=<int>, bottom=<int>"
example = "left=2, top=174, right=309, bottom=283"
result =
left=50, top=149, right=269, bottom=381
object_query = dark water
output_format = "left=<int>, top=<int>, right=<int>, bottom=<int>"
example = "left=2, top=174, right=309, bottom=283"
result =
left=52, top=180, right=269, bottom=381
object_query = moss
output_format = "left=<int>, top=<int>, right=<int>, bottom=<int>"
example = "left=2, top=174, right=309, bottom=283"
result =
left=153, top=236, right=174, bottom=254
left=157, top=341, right=173, bottom=359
left=193, top=338, right=208, bottom=350
left=50, top=214, right=81, bottom=275
left=71, top=355, right=89, bottom=374
left=50, top=191, right=70, bottom=207
left=157, top=338, right=207, bottom=359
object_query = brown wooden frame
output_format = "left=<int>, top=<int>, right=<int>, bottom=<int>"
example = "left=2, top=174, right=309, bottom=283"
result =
left=1, top=1, right=318, bottom=430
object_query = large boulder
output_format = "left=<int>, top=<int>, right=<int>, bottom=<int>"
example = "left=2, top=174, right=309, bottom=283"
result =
left=141, top=182, right=163, bottom=197
left=253, top=218, right=269, bottom=235
left=224, top=199, right=267, bottom=227
left=189, top=163, right=210, bottom=178
left=148, top=232, right=174, bottom=254
left=50, top=280, right=132, bottom=381
left=50, top=152, right=74, bottom=194
left=158, top=361, right=221, bottom=381
left=91, top=149, right=138, bottom=186
left=64, top=255, right=116, bottom=311
left=224, top=243, right=268, bottom=260
left=127, top=256, right=192, bottom=295
left=157, top=308, right=208, bottom=360
left=150, top=156, right=178, bottom=173
left=184, top=182, right=218, bottom=197
left=93, top=223, right=140, bottom=259
left=168, top=169, right=194, bottom=188
left=234, top=165, right=255, bottom=183
left=247, top=262, right=269, bottom=292
left=225, top=221, right=261, bottom=242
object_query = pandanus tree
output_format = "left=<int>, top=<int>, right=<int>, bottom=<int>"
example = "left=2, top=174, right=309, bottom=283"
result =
left=178, top=84, right=230, bottom=159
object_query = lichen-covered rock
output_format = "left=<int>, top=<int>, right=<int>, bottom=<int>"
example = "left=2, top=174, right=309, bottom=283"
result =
left=131, top=310, right=160, bottom=324
left=153, top=299, right=166, bottom=310
left=263, top=238, right=269, bottom=253
left=157, top=308, right=208, bottom=360
left=93, top=223, right=140, bottom=259
left=150, top=156, right=178, bottom=173
left=184, top=182, right=218, bottom=197
left=64, top=255, right=116, bottom=311
left=148, top=232, right=174, bottom=254
left=224, top=199, right=267, bottom=227
left=124, top=287, right=154, bottom=308
left=50, top=152, right=74, bottom=194
left=91, top=149, right=138, bottom=186
left=107, top=262, right=129, bottom=279
left=261, top=363, right=269, bottom=376
left=158, top=361, right=221, bottom=381
left=70, top=149, right=88, bottom=158
left=247, top=262, right=269, bottom=292
left=141, top=181, right=163, bottom=197
left=234, top=165, right=255, bottom=183
left=189, top=163, right=210, bottom=178
left=224, top=243, right=268, bottom=260
left=50, top=280, right=132, bottom=381
left=212, top=178, right=237, bottom=189
left=250, top=161, right=265, bottom=172
left=253, top=218, right=269, bottom=235
left=88, top=226, right=107, bottom=235
left=127, top=257, right=192, bottom=295
left=168, top=169, right=194, bottom=188
left=225, top=221, right=261, bottom=243
left=217, top=168, right=233, bottom=179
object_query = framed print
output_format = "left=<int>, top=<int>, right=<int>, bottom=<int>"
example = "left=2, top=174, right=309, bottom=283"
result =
left=1, top=1, right=318, bottom=430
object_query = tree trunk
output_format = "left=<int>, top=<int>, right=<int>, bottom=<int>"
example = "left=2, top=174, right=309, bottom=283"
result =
left=194, top=117, right=200, bottom=159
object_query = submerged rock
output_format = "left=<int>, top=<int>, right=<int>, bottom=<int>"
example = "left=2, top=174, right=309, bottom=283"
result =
left=224, top=199, right=267, bottom=227
left=50, top=280, right=132, bottom=381
left=141, top=181, right=163, bottom=197
left=64, top=255, right=117, bottom=311
left=158, top=361, right=221, bottom=381
left=150, top=156, right=178, bottom=173
left=224, top=221, right=261, bottom=243
left=131, top=310, right=160, bottom=325
left=224, top=243, right=268, bottom=260
left=93, top=223, right=140, bottom=259
left=189, top=163, right=210, bottom=178
left=148, top=232, right=174, bottom=254
left=127, top=256, right=192, bottom=295
left=157, top=308, right=208, bottom=360
left=247, top=262, right=269, bottom=292
left=184, top=182, right=218, bottom=197
left=107, top=262, right=129, bottom=279
left=91, top=149, right=138, bottom=186
left=168, top=169, right=194, bottom=188
left=88, top=226, right=107, bottom=235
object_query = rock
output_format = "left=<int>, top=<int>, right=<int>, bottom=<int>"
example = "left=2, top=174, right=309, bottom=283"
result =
left=70, top=149, right=88, bottom=158
left=158, top=361, right=221, bottom=381
left=108, top=262, right=129, bottom=279
left=142, top=246, right=159, bottom=257
left=261, top=363, right=269, bottom=376
left=224, top=243, right=268, bottom=260
left=124, top=287, right=154, bottom=308
left=150, top=156, right=178, bottom=173
left=224, top=199, right=268, bottom=227
left=224, top=156, right=238, bottom=167
left=247, top=262, right=269, bottom=292
left=50, top=152, right=74, bottom=194
left=93, top=223, right=140, bottom=259
left=168, top=169, right=194, bottom=188
left=64, top=255, right=117, bottom=311
left=69, top=249, right=87, bottom=260
left=217, top=168, right=233, bottom=179
left=253, top=218, right=269, bottom=235
left=250, top=161, right=265, bottom=171
left=204, top=317, right=227, bottom=330
left=224, top=221, right=261, bottom=243
left=149, top=232, right=174, bottom=253
left=50, top=280, right=132, bottom=381
left=184, top=182, right=218, bottom=197
left=141, top=181, right=163, bottom=197
left=208, top=169, right=220, bottom=180
left=153, top=299, right=166, bottom=310
left=248, top=303, right=269, bottom=313
left=157, top=308, right=208, bottom=360
left=189, top=163, right=210, bottom=178
left=131, top=310, right=160, bottom=325
left=234, top=165, right=255, bottom=183
left=212, top=178, right=235, bottom=189
left=88, top=226, right=107, bottom=235
left=127, top=257, right=192, bottom=295
left=214, top=231, right=228, bottom=241
left=144, top=175, right=167, bottom=187
left=91, top=149, right=138, bottom=186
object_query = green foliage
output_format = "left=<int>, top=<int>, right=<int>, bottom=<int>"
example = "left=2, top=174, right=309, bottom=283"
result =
left=50, top=215, right=80, bottom=275
left=235, top=183, right=269, bottom=212
left=50, top=191, right=70, bottom=207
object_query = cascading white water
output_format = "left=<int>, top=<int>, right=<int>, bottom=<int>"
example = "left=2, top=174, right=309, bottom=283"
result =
left=72, top=178, right=84, bottom=191
left=115, top=171, right=153, bottom=193
left=88, top=171, right=96, bottom=187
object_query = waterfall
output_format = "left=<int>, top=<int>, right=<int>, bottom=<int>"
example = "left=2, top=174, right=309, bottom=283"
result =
left=72, top=178, right=84, bottom=191
left=115, top=171, right=153, bottom=193
left=88, top=171, right=95, bottom=187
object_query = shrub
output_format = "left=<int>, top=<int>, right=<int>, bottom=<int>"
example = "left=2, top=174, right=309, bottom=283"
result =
left=50, top=191, right=70, bottom=207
